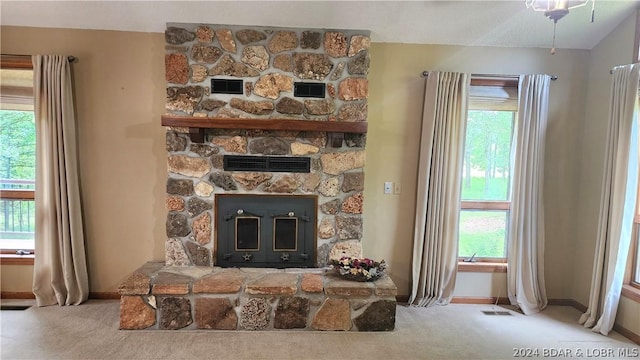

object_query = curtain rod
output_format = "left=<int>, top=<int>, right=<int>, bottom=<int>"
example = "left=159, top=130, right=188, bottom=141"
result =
left=1, top=54, right=76, bottom=63
left=421, top=71, right=558, bottom=81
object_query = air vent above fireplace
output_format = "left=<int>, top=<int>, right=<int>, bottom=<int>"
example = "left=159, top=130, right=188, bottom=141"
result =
left=211, top=79, right=243, bottom=94
left=294, top=82, right=325, bottom=98
left=224, top=155, right=310, bottom=173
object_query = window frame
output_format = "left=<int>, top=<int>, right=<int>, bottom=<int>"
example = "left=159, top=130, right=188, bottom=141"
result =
left=0, top=54, right=35, bottom=265
left=622, top=91, right=640, bottom=302
left=457, top=78, right=518, bottom=266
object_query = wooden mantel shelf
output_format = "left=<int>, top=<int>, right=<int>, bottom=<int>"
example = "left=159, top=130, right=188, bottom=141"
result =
left=161, top=115, right=368, bottom=146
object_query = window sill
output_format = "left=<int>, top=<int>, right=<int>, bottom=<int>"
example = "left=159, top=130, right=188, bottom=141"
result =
left=622, top=284, right=640, bottom=303
left=458, top=262, right=507, bottom=273
left=0, top=254, right=34, bottom=265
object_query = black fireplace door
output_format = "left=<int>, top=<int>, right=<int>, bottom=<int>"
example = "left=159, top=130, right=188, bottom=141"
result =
left=216, top=195, right=316, bottom=268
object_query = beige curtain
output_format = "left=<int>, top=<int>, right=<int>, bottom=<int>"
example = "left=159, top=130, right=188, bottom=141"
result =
left=507, top=74, right=550, bottom=315
left=32, top=55, right=89, bottom=306
left=579, top=63, right=640, bottom=335
left=409, top=71, right=470, bottom=307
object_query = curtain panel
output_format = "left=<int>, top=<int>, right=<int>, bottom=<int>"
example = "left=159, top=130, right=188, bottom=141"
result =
left=32, top=55, right=89, bottom=306
left=409, top=71, right=470, bottom=307
left=507, top=74, right=551, bottom=315
left=579, top=63, right=640, bottom=335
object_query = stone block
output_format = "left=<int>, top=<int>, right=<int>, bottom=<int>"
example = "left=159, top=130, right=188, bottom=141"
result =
left=293, top=53, right=333, bottom=81
left=195, top=298, right=237, bottom=330
left=341, top=193, right=364, bottom=214
left=338, top=78, right=369, bottom=101
left=209, top=55, right=260, bottom=77
left=236, top=29, right=267, bottom=45
left=152, top=271, right=192, bottom=295
left=168, top=155, right=211, bottom=178
left=348, top=35, right=371, bottom=57
left=119, top=296, right=156, bottom=330
left=212, top=136, right=247, bottom=153
left=246, top=273, right=298, bottom=295
left=336, top=216, right=363, bottom=240
left=311, top=298, right=351, bottom=331
left=249, top=137, right=289, bottom=155
left=166, top=195, right=185, bottom=212
left=268, top=31, right=298, bottom=53
left=118, top=272, right=151, bottom=295
left=353, top=300, right=396, bottom=331
left=159, top=297, right=192, bottom=330
left=185, top=241, right=211, bottom=266
left=165, top=53, right=189, bottom=85
left=320, top=151, right=365, bottom=175
left=191, top=212, right=211, bottom=245
left=232, top=172, right=272, bottom=190
left=166, top=212, right=190, bottom=238
left=329, top=240, right=362, bottom=260
left=193, top=269, right=246, bottom=294
left=342, top=172, right=364, bottom=192
left=301, top=273, right=323, bottom=293
left=274, top=296, right=309, bottom=329
left=373, top=275, right=398, bottom=297
left=324, top=275, right=373, bottom=297
left=165, top=238, right=191, bottom=267
left=166, top=178, right=194, bottom=196
left=264, top=174, right=301, bottom=193
left=191, top=44, right=223, bottom=63
left=240, top=298, right=271, bottom=330
left=242, top=45, right=270, bottom=71
left=324, top=31, right=347, bottom=58
left=300, top=31, right=321, bottom=49
left=230, top=98, right=274, bottom=115
left=216, top=29, right=237, bottom=53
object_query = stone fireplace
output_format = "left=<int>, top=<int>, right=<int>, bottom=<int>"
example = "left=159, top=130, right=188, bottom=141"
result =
left=118, top=23, right=397, bottom=332
left=163, top=23, right=371, bottom=267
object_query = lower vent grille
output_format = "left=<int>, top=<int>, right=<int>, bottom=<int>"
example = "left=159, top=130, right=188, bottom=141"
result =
left=224, top=155, right=310, bottom=173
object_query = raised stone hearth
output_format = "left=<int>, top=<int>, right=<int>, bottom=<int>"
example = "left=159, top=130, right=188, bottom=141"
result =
left=119, top=262, right=397, bottom=331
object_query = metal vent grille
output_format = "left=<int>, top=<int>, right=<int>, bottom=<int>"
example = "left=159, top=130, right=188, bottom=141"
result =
left=294, top=82, right=325, bottom=98
left=224, top=155, right=310, bottom=173
left=211, top=79, right=243, bottom=94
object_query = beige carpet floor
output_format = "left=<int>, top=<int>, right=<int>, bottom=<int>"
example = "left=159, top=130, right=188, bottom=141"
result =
left=1, top=300, right=638, bottom=360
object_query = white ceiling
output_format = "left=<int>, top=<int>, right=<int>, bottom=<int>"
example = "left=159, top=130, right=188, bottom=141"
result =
left=1, top=0, right=638, bottom=50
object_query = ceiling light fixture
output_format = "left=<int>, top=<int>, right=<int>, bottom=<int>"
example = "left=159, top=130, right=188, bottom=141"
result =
left=525, top=0, right=595, bottom=54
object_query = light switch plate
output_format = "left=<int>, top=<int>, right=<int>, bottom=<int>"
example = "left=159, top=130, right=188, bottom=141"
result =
left=384, top=182, right=393, bottom=194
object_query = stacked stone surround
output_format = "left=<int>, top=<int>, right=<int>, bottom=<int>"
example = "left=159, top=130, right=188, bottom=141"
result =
left=163, top=23, right=371, bottom=267
left=119, top=262, right=396, bottom=331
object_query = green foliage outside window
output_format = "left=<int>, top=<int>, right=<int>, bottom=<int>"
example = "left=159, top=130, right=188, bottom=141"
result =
left=1, top=109, right=36, bottom=243
left=459, top=110, right=514, bottom=259
left=0, top=110, right=36, bottom=187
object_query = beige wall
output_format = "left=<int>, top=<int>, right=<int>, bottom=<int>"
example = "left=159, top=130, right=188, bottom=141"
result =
left=0, top=26, right=589, bottom=297
left=0, top=22, right=636, bottom=338
left=0, top=265, right=33, bottom=292
left=365, top=42, right=588, bottom=298
left=1, top=26, right=167, bottom=292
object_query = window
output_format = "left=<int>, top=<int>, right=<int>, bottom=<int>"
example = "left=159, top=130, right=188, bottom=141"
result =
left=458, top=81, right=518, bottom=263
left=631, top=222, right=640, bottom=288
left=0, top=56, right=35, bottom=255
left=628, top=94, right=640, bottom=292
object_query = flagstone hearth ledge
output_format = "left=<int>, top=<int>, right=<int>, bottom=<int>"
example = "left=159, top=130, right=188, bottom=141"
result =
left=118, top=261, right=396, bottom=332
left=161, top=115, right=368, bottom=145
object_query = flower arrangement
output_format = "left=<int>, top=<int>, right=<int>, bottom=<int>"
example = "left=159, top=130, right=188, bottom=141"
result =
left=330, top=256, right=387, bottom=282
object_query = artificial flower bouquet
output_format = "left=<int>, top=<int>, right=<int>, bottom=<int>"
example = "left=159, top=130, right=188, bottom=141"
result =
left=330, top=256, right=387, bottom=282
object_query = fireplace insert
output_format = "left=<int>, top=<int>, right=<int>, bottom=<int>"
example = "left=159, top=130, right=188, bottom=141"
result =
left=215, top=194, right=317, bottom=268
